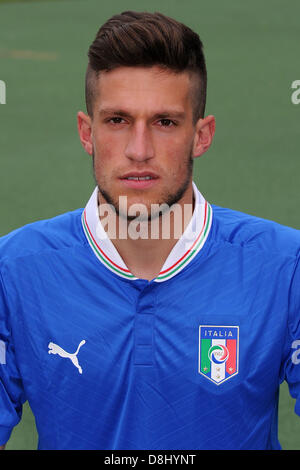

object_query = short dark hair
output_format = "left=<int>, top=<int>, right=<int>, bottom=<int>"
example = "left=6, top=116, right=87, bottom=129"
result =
left=86, top=11, right=207, bottom=124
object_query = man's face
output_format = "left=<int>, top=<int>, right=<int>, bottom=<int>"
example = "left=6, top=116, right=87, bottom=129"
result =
left=78, top=65, right=214, bottom=220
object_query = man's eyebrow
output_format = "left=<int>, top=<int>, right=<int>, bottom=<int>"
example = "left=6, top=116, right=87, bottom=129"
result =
left=99, top=108, right=130, bottom=118
left=152, top=111, right=186, bottom=120
left=98, top=108, right=186, bottom=119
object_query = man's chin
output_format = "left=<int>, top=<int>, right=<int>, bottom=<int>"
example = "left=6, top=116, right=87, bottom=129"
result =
left=97, top=173, right=192, bottom=222
left=118, top=198, right=167, bottom=222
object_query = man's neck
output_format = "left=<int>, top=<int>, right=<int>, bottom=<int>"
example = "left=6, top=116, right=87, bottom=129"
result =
left=98, top=185, right=195, bottom=281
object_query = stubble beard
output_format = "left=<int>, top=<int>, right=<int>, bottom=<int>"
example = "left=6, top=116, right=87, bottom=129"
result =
left=92, top=149, right=194, bottom=223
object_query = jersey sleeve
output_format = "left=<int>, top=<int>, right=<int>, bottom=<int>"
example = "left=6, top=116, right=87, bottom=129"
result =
left=281, top=254, right=300, bottom=416
left=0, top=269, right=26, bottom=446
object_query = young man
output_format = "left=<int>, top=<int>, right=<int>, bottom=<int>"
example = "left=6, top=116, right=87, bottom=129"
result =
left=0, top=10, right=300, bottom=450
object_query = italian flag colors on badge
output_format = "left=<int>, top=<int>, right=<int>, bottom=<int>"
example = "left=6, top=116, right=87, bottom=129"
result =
left=198, top=325, right=239, bottom=385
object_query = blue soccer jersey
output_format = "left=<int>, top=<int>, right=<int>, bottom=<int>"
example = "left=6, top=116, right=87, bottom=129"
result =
left=1, top=181, right=300, bottom=450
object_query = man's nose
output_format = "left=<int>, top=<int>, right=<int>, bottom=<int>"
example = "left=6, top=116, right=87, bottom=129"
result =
left=124, top=123, right=154, bottom=162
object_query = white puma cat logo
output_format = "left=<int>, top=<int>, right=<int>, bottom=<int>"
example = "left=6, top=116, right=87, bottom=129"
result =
left=48, top=340, right=86, bottom=374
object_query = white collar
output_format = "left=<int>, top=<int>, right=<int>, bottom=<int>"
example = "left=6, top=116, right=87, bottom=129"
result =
left=81, top=181, right=212, bottom=282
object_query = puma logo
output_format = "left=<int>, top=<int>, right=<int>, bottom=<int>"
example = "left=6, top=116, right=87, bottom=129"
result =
left=48, top=340, right=86, bottom=374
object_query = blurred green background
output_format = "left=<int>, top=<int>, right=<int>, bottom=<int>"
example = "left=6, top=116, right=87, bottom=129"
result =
left=0, top=0, right=299, bottom=450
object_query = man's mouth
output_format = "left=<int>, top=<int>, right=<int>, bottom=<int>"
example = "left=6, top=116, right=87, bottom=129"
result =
left=120, top=172, right=159, bottom=188
left=124, top=176, right=154, bottom=181
left=120, top=172, right=159, bottom=180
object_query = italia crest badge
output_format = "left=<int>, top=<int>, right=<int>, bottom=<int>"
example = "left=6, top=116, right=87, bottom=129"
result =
left=198, top=325, right=239, bottom=385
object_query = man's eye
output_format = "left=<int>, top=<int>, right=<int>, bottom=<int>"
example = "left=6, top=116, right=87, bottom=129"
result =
left=158, top=119, right=175, bottom=127
left=108, top=117, right=125, bottom=124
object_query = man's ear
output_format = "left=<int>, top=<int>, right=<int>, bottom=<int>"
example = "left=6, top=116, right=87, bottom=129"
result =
left=192, top=115, right=216, bottom=159
left=77, top=111, right=93, bottom=155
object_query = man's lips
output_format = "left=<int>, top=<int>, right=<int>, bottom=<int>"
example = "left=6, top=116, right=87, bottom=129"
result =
left=119, top=172, right=159, bottom=189
left=120, top=171, right=159, bottom=180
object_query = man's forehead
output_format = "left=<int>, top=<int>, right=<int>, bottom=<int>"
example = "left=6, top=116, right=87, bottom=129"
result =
left=94, top=65, right=193, bottom=94
left=93, top=66, right=194, bottom=110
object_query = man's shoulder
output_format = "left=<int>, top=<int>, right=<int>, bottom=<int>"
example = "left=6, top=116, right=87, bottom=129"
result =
left=0, top=208, right=85, bottom=264
left=211, top=204, right=300, bottom=259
